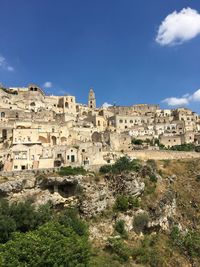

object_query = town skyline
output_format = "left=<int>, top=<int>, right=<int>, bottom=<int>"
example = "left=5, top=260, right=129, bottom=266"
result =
left=1, top=1, right=200, bottom=112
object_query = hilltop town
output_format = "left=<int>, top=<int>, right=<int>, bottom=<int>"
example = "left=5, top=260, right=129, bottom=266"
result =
left=0, top=84, right=200, bottom=172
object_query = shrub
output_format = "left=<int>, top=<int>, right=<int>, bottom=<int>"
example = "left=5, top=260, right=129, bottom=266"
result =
left=133, top=213, right=149, bottom=233
left=0, top=221, right=91, bottom=266
left=129, top=196, right=140, bottom=208
left=0, top=215, right=16, bottom=243
left=114, top=195, right=140, bottom=212
left=107, top=238, right=132, bottom=262
left=114, top=220, right=127, bottom=238
left=58, top=166, right=87, bottom=176
left=132, top=139, right=143, bottom=145
left=132, top=235, right=164, bottom=267
left=114, top=195, right=129, bottom=212
left=195, top=146, right=200, bottom=152
left=169, top=143, right=195, bottom=151
left=58, top=208, right=88, bottom=236
left=149, top=174, right=157, bottom=183
left=170, top=226, right=200, bottom=259
left=0, top=199, right=52, bottom=243
left=99, top=164, right=112, bottom=174
left=100, top=156, right=141, bottom=174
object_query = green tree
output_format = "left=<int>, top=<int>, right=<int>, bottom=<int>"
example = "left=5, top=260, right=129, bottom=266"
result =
left=0, top=221, right=91, bottom=266
left=0, top=215, right=16, bottom=243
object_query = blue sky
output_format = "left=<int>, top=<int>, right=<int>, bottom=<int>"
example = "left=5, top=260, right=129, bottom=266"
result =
left=1, top=0, right=200, bottom=112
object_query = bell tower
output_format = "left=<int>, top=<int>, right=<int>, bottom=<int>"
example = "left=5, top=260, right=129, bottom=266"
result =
left=88, top=88, right=96, bottom=109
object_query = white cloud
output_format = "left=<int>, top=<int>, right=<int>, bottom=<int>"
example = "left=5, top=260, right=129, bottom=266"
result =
left=102, top=102, right=112, bottom=108
left=191, top=89, right=200, bottom=101
left=162, top=88, right=200, bottom=107
left=0, top=55, right=14, bottom=71
left=156, top=7, right=200, bottom=46
left=43, top=81, right=53, bottom=88
left=162, top=97, right=189, bottom=106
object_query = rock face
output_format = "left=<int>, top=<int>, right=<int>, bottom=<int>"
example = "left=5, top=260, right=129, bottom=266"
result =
left=106, top=172, right=145, bottom=197
left=0, top=177, right=36, bottom=196
left=148, top=189, right=177, bottom=231
left=79, top=181, right=113, bottom=217
left=0, top=171, right=145, bottom=218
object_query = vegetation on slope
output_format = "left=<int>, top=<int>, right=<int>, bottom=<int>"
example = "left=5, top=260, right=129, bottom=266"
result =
left=0, top=158, right=200, bottom=266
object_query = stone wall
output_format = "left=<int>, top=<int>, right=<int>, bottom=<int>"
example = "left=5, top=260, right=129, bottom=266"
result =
left=127, top=150, right=200, bottom=160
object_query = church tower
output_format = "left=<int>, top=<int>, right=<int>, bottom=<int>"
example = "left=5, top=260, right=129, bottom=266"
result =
left=88, top=88, right=96, bottom=109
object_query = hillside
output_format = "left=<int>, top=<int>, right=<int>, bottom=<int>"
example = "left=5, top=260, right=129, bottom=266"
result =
left=0, top=158, right=199, bottom=266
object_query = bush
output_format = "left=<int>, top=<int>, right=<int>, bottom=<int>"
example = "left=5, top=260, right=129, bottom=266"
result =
left=128, top=196, right=140, bottom=208
left=132, top=139, right=143, bottom=145
left=0, top=215, right=16, bottom=243
left=0, top=221, right=91, bottom=266
left=114, top=195, right=140, bottom=212
left=58, top=166, right=87, bottom=176
left=114, top=195, right=129, bottom=212
left=114, top=220, right=127, bottom=238
left=149, top=174, right=157, bottom=183
left=169, top=144, right=195, bottom=151
left=100, top=156, right=141, bottom=174
left=0, top=199, right=52, bottom=243
left=58, top=208, right=88, bottom=236
left=195, top=146, right=200, bottom=152
left=132, top=235, right=165, bottom=267
left=170, top=226, right=200, bottom=259
left=99, top=165, right=112, bottom=174
left=133, top=213, right=149, bottom=233
left=107, top=238, right=132, bottom=262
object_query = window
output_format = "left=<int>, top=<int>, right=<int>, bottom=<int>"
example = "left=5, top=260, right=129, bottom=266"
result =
left=1, top=112, right=5, bottom=118
left=119, top=119, right=123, bottom=123
left=71, top=155, right=75, bottom=162
left=67, top=155, right=70, bottom=160
left=14, top=165, right=18, bottom=169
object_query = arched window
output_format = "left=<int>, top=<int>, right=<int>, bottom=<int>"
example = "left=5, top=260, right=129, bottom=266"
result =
left=1, top=112, right=5, bottom=118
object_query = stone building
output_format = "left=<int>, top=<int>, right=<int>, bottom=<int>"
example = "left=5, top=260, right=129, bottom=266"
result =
left=0, top=84, right=199, bottom=171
